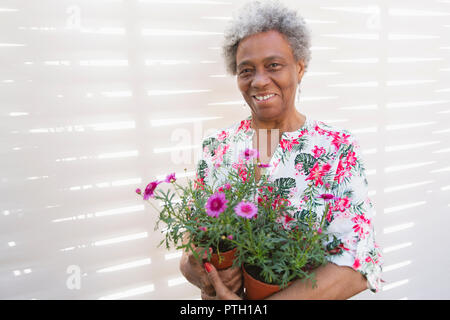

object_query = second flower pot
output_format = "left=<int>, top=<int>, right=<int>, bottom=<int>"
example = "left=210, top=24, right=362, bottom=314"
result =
left=242, top=264, right=292, bottom=300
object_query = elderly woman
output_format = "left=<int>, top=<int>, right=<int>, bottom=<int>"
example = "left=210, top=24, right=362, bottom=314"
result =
left=179, top=0, right=383, bottom=300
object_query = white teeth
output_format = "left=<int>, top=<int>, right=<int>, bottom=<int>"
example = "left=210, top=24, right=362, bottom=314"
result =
left=255, top=94, right=275, bottom=101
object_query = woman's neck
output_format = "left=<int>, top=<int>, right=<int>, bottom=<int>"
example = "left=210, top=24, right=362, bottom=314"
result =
left=250, top=109, right=306, bottom=134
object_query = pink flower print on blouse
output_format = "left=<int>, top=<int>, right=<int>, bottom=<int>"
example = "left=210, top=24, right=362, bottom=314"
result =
left=344, top=150, right=357, bottom=168
left=232, top=158, right=245, bottom=171
left=237, top=119, right=251, bottom=133
left=297, top=129, right=308, bottom=139
left=217, top=130, right=229, bottom=142
left=212, top=144, right=229, bottom=168
left=352, top=258, right=361, bottom=270
left=270, top=159, right=281, bottom=175
left=333, top=197, right=351, bottom=212
left=352, top=214, right=372, bottom=240
left=314, top=123, right=331, bottom=137
left=334, top=159, right=352, bottom=184
left=305, top=162, right=332, bottom=187
left=331, top=132, right=351, bottom=151
left=279, top=138, right=299, bottom=152
left=294, top=163, right=303, bottom=176
left=312, top=145, right=326, bottom=158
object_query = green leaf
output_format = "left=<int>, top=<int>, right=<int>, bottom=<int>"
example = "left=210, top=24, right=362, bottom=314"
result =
left=294, top=153, right=317, bottom=175
left=196, top=159, right=208, bottom=180
left=202, top=137, right=219, bottom=157
left=273, top=177, right=296, bottom=198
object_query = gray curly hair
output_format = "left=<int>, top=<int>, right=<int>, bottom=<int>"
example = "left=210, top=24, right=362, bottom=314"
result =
left=221, top=0, right=312, bottom=76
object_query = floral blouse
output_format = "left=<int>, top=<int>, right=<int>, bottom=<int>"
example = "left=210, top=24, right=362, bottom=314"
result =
left=195, top=115, right=383, bottom=293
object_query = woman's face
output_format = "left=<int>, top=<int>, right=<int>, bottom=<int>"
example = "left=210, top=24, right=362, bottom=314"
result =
left=235, top=30, right=305, bottom=120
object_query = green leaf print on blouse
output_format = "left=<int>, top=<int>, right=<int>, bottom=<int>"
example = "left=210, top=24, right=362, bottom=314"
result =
left=202, top=136, right=219, bottom=157
left=197, top=159, right=208, bottom=180
left=273, top=177, right=296, bottom=198
left=294, top=153, right=317, bottom=175
left=295, top=209, right=317, bottom=222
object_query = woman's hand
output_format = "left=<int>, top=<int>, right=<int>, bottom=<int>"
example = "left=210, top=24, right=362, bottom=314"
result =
left=179, top=246, right=216, bottom=296
left=204, top=262, right=243, bottom=300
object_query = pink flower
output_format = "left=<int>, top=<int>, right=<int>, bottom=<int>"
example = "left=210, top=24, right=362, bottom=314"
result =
left=334, top=160, right=352, bottom=183
left=143, top=181, right=162, bottom=200
left=305, top=162, right=332, bottom=187
left=237, top=119, right=251, bottom=133
left=333, top=197, right=351, bottom=212
left=352, top=214, right=371, bottom=239
left=164, top=172, right=176, bottom=183
left=312, top=145, right=326, bottom=158
left=135, top=188, right=141, bottom=195
left=240, top=148, right=259, bottom=161
left=277, top=214, right=296, bottom=230
left=234, top=200, right=258, bottom=219
left=318, top=193, right=337, bottom=202
left=232, top=158, right=246, bottom=171
left=280, top=138, right=299, bottom=152
left=224, top=183, right=231, bottom=190
left=345, top=150, right=357, bottom=168
left=284, top=214, right=295, bottom=224
left=217, top=130, right=229, bottom=142
left=314, top=124, right=328, bottom=136
left=331, top=133, right=351, bottom=151
left=326, top=207, right=333, bottom=222
left=212, top=144, right=229, bottom=168
left=205, top=192, right=228, bottom=218
left=198, top=226, right=207, bottom=232
left=227, top=235, right=233, bottom=240
left=257, top=162, right=271, bottom=168
left=352, top=258, right=361, bottom=270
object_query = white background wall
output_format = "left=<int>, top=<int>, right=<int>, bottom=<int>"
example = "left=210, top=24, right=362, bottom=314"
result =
left=1, top=0, right=449, bottom=300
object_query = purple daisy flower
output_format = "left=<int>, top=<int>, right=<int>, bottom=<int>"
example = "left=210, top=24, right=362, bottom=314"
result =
left=318, top=193, right=337, bottom=202
left=143, top=180, right=162, bottom=200
left=234, top=200, right=258, bottom=219
left=240, top=148, right=259, bottom=161
left=205, top=192, right=228, bottom=218
left=164, top=172, right=176, bottom=183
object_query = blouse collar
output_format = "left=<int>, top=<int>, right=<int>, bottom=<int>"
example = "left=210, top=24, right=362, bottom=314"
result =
left=242, top=114, right=311, bottom=138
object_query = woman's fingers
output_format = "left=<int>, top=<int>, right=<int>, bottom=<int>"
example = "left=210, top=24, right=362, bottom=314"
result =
left=205, top=263, right=241, bottom=300
left=218, top=266, right=243, bottom=291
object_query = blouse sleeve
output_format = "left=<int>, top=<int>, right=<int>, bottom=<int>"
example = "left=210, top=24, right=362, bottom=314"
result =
left=324, top=135, right=383, bottom=293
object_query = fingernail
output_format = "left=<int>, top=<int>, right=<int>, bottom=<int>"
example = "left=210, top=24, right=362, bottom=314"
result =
left=204, top=262, right=212, bottom=273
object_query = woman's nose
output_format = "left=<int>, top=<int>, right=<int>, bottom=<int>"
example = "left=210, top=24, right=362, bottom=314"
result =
left=251, top=69, right=271, bottom=88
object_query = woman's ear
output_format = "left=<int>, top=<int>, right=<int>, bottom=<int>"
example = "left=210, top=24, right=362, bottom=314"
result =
left=297, top=59, right=305, bottom=83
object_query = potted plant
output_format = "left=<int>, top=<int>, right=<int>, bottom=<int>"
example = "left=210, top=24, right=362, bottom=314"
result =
left=136, top=148, right=265, bottom=270
left=232, top=181, right=334, bottom=300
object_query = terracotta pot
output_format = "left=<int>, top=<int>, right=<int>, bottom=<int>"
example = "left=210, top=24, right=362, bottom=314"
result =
left=209, top=247, right=237, bottom=270
left=242, top=265, right=291, bottom=300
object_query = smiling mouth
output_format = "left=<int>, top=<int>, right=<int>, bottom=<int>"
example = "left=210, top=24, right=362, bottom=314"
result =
left=252, top=94, right=276, bottom=103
